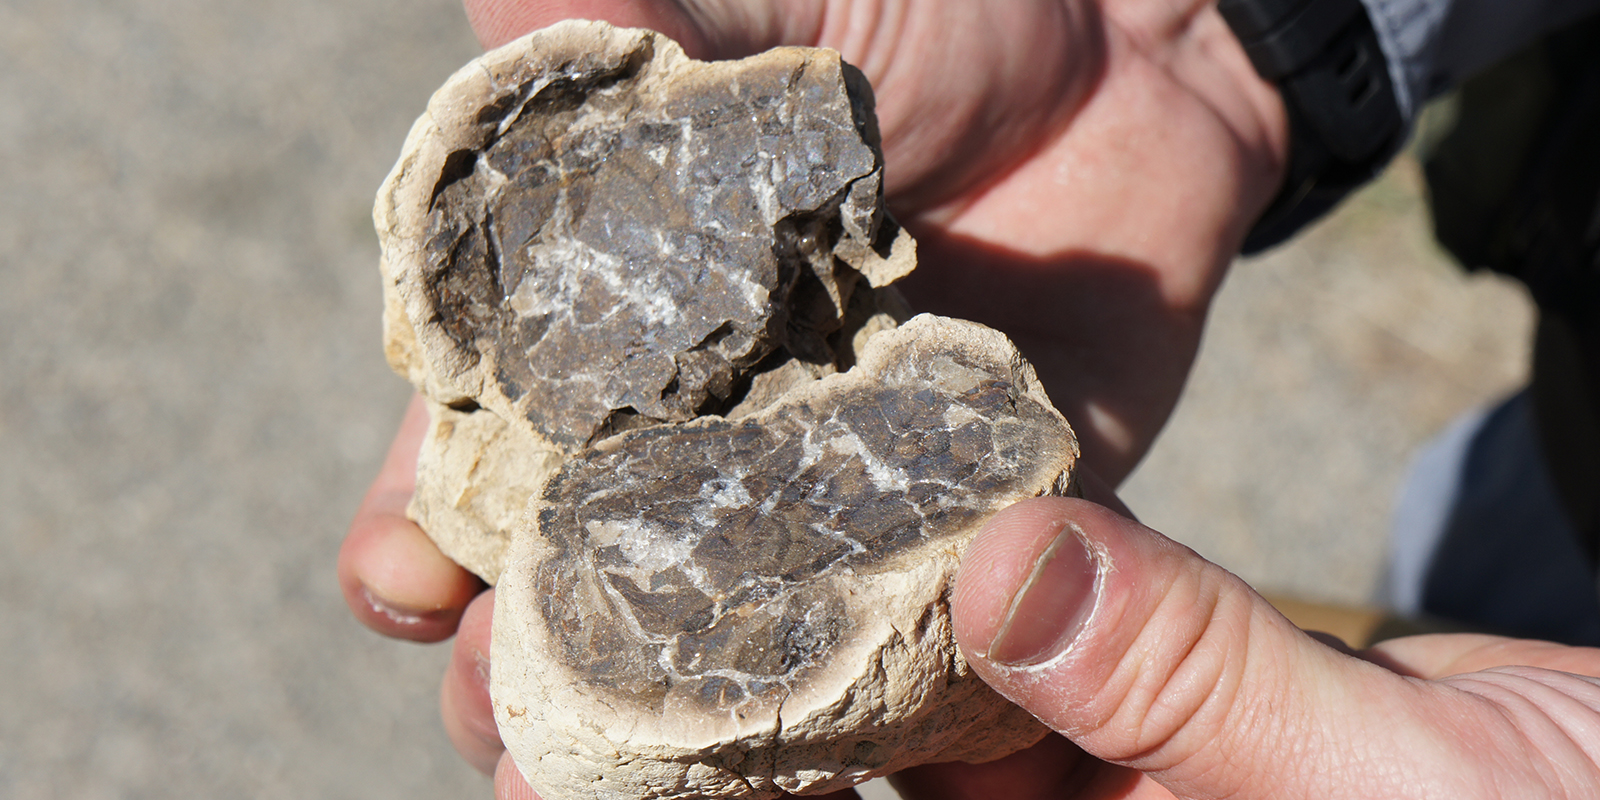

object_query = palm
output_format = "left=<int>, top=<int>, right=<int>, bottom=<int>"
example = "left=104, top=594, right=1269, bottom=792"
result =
left=472, top=0, right=1280, bottom=482
left=837, top=0, right=1282, bottom=485
left=888, top=733, right=1180, bottom=800
left=776, top=0, right=1100, bottom=215
left=472, top=0, right=1098, bottom=211
left=430, top=3, right=1286, bottom=798
left=843, top=0, right=1279, bottom=485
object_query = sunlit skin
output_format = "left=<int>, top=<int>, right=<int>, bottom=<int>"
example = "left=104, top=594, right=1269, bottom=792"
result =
left=341, top=2, right=1600, bottom=798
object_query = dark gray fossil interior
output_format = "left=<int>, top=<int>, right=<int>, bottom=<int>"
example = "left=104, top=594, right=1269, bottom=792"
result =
left=420, top=46, right=883, bottom=449
left=532, top=346, right=1071, bottom=716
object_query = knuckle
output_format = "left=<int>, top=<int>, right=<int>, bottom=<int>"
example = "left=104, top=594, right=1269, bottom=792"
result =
left=1080, top=578, right=1268, bottom=774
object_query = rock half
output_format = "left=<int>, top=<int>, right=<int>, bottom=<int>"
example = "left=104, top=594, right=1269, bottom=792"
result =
left=494, top=315, right=1072, bottom=799
left=375, top=19, right=913, bottom=581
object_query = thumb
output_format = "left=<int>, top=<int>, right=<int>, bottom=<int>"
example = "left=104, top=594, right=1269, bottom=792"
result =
left=950, top=497, right=1529, bottom=799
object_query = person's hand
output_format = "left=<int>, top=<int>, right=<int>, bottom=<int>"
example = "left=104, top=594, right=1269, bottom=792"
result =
left=463, top=0, right=1288, bottom=482
left=344, top=0, right=1290, bottom=793
left=927, top=496, right=1600, bottom=799
left=339, top=394, right=482, bottom=645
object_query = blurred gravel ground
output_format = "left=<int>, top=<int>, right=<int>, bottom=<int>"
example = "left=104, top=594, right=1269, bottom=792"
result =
left=1, top=1, right=486, bottom=797
left=0, top=0, right=1532, bottom=797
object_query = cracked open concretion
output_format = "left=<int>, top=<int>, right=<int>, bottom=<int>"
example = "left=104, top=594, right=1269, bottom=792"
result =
left=375, top=19, right=1074, bottom=800
left=532, top=320, right=1076, bottom=715
left=497, top=316, right=1075, bottom=799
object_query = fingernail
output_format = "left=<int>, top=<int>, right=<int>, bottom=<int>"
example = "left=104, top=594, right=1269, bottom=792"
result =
left=986, top=523, right=1100, bottom=666
left=362, top=584, right=448, bottom=626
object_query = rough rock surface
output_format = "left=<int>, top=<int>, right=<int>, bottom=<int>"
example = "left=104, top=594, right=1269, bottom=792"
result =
left=375, top=19, right=914, bottom=581
left=375, top=19, right=1076, bottom=799
left=403, top=280, right=911, bottom=583
left=495, top=316, right=1073, bottom=799
left=408, top=399, right=560, bottom=585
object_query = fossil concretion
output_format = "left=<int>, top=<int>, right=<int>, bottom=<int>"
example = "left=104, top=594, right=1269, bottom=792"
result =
left=375, top=19, right=1076, bottom=799
left=496, top=315, right=1076, bottom=798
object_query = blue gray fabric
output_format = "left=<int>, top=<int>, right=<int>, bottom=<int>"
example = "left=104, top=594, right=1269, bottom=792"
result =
left=1362, top=0, right=1600, bottom=120
left=1389, top=391, right=1600, bottom=645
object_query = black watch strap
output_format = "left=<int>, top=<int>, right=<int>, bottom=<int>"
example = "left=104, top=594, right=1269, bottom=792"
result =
left=1219, top=0, right=1405, bottom=253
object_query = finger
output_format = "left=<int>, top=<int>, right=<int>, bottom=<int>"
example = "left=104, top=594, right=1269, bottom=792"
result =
left=338, top=394, right=483, bottom=642
left=1365, top=632, right=1600, bottom=680
left=888, top=734, right=1104, bottom=800
left=950, top=497, right=1600, bottom=799
left=443, top=590, right=503, bottom=774
left=495, top=751, right=541, bottom=800
left=462, top=0, right=712, bottom=54
left=493, top=746, right=865, bottom=800
left=1073, top=465, right=1134, bottom=520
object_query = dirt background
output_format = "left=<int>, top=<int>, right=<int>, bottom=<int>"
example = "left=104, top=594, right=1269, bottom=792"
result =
left=0, top=0, right=1532, bottom=797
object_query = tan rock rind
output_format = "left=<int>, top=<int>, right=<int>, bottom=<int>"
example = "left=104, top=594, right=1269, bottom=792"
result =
left=493, top=315, right=1073, bottom=800
left=408, top=398, right=562, bottom=584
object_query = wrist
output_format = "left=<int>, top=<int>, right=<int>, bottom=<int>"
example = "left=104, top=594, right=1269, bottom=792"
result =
left=1215, top=0, right=1406, bottom=252
left=1185, top=4, right=1293, bottom=248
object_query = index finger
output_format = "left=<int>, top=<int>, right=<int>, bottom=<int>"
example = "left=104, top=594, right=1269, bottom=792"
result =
left=338, top=394, right=485, bottom=642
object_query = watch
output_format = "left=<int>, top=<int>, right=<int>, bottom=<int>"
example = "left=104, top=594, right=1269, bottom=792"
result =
left=1219, top=0, right=1405, bottom=253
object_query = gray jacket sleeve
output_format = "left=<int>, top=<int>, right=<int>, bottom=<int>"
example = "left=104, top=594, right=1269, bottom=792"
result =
left=1363, top=0, right=1600, bottom=120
